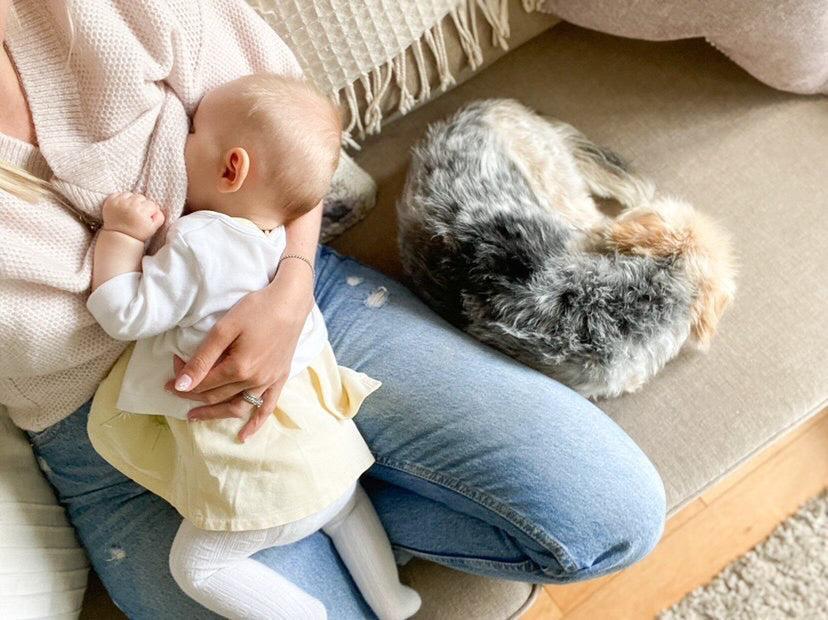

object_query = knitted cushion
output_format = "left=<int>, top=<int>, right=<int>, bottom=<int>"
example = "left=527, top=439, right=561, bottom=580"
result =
left=321, top=151, right=377, bottom=244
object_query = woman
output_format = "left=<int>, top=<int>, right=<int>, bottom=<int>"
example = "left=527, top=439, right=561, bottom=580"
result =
left=0, top=1, right=666, bottom=617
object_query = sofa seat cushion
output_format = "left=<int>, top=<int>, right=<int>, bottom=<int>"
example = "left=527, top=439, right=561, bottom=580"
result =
left=0, top=410, right=89, bottom=619
left=332, top=23, right=828, bottom=514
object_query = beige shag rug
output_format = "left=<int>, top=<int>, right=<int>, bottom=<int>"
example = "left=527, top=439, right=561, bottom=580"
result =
left=660, top=488, right=828, bottom=619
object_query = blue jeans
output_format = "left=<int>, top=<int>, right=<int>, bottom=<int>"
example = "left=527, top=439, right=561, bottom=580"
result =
left=27, top=246, right=666, bottom=618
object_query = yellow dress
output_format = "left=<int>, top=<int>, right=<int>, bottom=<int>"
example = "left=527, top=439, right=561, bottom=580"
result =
left=87, top=342, right=381, bottom=531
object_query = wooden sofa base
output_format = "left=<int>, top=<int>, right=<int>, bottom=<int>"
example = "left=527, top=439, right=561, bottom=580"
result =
left=523, top=406, right=828, bottom=619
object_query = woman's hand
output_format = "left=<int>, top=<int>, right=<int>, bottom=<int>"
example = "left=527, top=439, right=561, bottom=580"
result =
left=164, top=258, right=315, bottom=442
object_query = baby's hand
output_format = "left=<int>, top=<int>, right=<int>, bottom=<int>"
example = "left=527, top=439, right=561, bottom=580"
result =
left=102, top=192, right=165, bottom=242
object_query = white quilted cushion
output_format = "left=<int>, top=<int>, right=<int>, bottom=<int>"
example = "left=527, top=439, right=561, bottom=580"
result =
left=0, top=409, right=88, bottom=620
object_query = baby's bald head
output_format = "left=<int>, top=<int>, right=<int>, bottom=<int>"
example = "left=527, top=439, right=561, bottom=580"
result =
left=185, top=74, right=341, bottom=221
left=227, top=74, right=341, bottom=214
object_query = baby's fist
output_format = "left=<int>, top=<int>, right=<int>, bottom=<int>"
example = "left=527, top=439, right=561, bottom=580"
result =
left=102, top=192, right=165, bottom=242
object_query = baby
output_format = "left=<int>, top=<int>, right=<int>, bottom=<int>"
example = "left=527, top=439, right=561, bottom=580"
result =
left=85, top=74, right=421, bottom=620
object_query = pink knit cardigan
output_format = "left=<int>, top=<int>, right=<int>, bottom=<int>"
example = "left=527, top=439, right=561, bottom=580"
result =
left=1, top=0, right=302, bottom=431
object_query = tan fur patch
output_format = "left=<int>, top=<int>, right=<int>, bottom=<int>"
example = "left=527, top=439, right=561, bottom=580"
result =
left=610, top=213, right=692, bottom=256
left=691, top=280, right=733, bottom=346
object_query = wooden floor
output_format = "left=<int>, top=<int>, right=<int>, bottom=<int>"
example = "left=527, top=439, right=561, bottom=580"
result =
left=522, top=406, right=828, bottom=620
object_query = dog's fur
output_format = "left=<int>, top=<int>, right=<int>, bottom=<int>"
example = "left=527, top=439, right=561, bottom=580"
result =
left=396, top=100, right=736, bottom=399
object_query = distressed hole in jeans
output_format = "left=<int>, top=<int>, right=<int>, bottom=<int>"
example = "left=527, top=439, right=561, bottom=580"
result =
left=108, top=546, right=127, bottom=562
left=37, top=456, right=52, bottom=475
left=346, top=276, right=364, bottom=286
left=364, top=286, right=389, bottom=308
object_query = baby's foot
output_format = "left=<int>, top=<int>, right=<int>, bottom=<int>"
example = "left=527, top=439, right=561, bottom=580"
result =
left=376, top=583, right=422, bottom=620
left=398, top=584, right=422, bottom=619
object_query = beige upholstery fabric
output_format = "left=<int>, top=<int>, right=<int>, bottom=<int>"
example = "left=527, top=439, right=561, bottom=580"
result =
left=543, top=0, right=828, bottom=95
left=0, top=408, right=89, bottom=619
left=399, top=559, right=538, bottom=619
left=378, top=0, right=557, bottom=128
left=333, top=23, right=828, bottom=515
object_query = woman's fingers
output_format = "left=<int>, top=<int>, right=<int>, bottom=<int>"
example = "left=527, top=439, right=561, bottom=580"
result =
left=177, top=380, right=253, bottom=405
left=186, top=385, right=282, bottom=444
left=165, top=357, right=250, bottom=402
left=178, top=365, right=288, bottom=442
left=173, top=322, right=238, bottom=392
left=186, top=357, right=252, bottom=394
left=237, top=383, right=283, bottom=443
left=186, top=394, right=252, bottom=422
left=163, top=355, right=187, bottom=394
left=237, top=407, right=268, bottom=443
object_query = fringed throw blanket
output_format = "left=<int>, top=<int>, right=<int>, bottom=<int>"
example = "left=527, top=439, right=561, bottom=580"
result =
left=248, top=0, right=545, bottom=144
left=250, top=0, right=826, bottom=148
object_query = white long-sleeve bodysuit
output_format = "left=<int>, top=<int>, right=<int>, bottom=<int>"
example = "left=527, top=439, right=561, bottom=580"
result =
left=86, top=210, right=327, bottom=420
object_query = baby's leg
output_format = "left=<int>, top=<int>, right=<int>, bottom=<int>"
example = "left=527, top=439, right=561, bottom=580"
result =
left=322, top=483, right=422, bottom=620
left=169, top=519, right=326, bottom=620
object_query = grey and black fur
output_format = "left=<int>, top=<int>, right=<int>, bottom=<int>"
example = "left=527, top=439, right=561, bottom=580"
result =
left=397, top=100, right=736, bottom=399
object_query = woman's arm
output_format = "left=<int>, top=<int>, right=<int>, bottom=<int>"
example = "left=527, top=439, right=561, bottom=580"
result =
left=277, top=197, right=324, bottom=311
left=167, top=201, right=323, bottom=441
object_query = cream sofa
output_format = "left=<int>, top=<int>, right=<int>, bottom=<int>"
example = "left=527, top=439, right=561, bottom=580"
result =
left=328, top=4, right=827, bottom=617
left=4, top=2, right=826, bottom=618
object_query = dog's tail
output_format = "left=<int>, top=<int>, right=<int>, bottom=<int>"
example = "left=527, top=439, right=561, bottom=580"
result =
left=557, top=122, right=655, bottom=209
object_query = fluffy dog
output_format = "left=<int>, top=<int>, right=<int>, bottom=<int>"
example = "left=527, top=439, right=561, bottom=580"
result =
left=396, top=99, right=736, bottom=399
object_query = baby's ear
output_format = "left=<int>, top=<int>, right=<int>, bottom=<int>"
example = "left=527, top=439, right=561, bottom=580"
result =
left=217, top=147, right=250, bottom=193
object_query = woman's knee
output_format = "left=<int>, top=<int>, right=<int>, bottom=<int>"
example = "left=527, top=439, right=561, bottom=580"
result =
left=586, top=458, right=666, bottom=575
left=480, top=379, right=668, bottom=582
left=314, top=245, right=668, bottom=580
left=534, top=440, right=666, bottom=583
